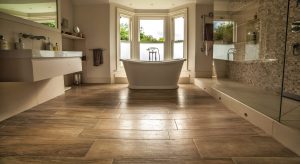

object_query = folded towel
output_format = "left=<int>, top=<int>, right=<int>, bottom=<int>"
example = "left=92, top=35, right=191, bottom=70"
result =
left=93, top=49, right=103, bottom=66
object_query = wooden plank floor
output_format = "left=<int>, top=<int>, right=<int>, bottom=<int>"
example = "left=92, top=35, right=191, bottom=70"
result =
left=0, top=84, right=299, bottom=164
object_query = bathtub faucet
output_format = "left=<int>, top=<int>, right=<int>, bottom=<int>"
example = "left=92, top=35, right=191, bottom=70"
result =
left=147, top=47, right=160, bottom=61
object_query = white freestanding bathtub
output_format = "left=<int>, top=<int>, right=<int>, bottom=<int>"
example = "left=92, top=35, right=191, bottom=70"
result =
left=121, top=59, right=186, bottom=89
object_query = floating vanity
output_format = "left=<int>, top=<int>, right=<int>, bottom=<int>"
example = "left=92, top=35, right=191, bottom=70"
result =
left=0, top=50, right=82, bottom=82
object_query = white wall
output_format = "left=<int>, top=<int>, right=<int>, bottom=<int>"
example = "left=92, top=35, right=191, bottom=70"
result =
left=74, top=4, right=111, bottom=83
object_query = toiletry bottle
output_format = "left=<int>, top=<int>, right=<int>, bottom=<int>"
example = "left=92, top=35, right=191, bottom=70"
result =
left=0, top=35, right=9, bottom=50
left=15, top=38, right=24, bottom=50
left=54, top=43, right=59, bottom=51
left=45, top=37, right=53, bottom=50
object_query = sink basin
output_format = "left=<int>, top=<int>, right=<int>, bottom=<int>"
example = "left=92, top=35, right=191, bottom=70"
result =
left=0, top=49, right=82, bottom=58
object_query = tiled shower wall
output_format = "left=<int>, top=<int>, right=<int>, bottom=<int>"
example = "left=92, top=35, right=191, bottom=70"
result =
left=227, top=0, right=289, bottom=94
left=284, top=0, right=300, bottom=96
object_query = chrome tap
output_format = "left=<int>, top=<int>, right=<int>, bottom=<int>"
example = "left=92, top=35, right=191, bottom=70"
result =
left=227, top=48, right=236, bottom=61
left=19, top=33, right=46, bottom=40
left=147, top=47, right=160, bottom=61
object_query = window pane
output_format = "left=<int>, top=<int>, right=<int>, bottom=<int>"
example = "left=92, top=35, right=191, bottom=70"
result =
left=174, top=17, right=184, bottom=41
left=120, top=17, right=129, bottom=41
left=213, top=21, right=234, bottom=44
left=173, top=42, right=184, bottom=59
left=120, top=41, right=131, bottom=60
left=120, top=16, right=131, bottom=60
left=140, top=43, right=164, bottom=61
left=140, top=20, right=164, bottom=42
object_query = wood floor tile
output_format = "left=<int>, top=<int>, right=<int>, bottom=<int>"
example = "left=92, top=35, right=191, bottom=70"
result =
left=0, top=137, right=94, bottom=157
left=169, top=127, right=263, bottom=139
left=1, top=116, right=99, bottom=128
left=175, top=118, right=252, bottom=130
left=86, top=139, right=199, bottom=159
left=0, top=157, right=113, bottom=164
left=0, top=126, right=83, bottom=138
left=232, top=157, right=300, bottom=164
left=120, top=113, right=190, bottom=120
left=113, top=158, right=234, bottom=164
left=95, top=119, right=177, bottom=130
left=55, top=111, right=120, bottom=119
left=194, top=136, right=297, bottom=158
left=79, top=129, right=169, bottom=140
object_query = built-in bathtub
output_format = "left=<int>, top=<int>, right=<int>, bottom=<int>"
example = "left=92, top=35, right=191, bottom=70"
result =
left=121, top=59, right=186, bottom=89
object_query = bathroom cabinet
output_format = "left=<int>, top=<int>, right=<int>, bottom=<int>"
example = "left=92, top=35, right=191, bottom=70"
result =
left=0, top=50, right=82, bottom=82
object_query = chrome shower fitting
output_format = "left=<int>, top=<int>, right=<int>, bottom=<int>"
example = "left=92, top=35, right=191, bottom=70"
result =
left=292, top=21, right=300, bottom=32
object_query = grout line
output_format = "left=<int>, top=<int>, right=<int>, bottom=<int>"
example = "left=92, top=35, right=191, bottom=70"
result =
left=174, top=119, right=179, bottom=130
left=192, top=138, right=203, bottom=159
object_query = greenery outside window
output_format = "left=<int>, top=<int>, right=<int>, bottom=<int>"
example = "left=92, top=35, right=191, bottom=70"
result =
left=139, top=19, right=165, bottom=61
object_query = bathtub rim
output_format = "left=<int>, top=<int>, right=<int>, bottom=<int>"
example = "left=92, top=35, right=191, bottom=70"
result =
left=120, top=58, right=186, bottom=64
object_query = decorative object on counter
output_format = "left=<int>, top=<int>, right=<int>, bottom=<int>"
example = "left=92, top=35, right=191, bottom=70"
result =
left=0, top=35, right=9, bottom=50
left=73, top=26, right=80, bottom=34
left=92, top=48, right=104, bottom=66
left=14, top=38, right=24, bottom=50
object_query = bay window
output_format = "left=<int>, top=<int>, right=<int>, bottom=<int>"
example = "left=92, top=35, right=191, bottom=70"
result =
left=139, top=19, right=165, bottom=61
left=120, top=16, right=131, bottom=60
left=172, top=16, right=185, bottom=59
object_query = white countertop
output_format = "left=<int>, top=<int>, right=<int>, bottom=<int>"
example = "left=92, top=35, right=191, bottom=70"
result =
left=0, top=49, right=82, bottom=59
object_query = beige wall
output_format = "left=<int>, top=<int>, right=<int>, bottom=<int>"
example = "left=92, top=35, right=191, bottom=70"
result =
left=72, top=3, right=213, bottom=83
left=195, top=4, right=214, bottom=78
left=74, top=4, right=111, bottom=83
left=0, top=1, right=65, bottom=121
left=61, top=0, right=75, bottom=51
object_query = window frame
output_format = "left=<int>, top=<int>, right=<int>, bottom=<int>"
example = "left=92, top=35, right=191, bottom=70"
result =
left=116, top=9, right=134, bottom=70
left=170, top=9, right=188, bottom=69
left=137, top=17, right=167, bottom=61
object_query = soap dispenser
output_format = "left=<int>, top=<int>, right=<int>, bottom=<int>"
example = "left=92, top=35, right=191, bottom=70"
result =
left=15, top=38, right=24, bottom=50
left=0, top=35, right=9, bottom=50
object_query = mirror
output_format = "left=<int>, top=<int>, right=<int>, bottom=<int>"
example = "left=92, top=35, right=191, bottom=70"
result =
left=0, top=0, right=58, bottom=28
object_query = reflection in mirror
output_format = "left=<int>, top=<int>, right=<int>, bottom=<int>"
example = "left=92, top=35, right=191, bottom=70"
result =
left=0, top=0, right=57, bottom=28
left=214, top=0, right=261, bottom=62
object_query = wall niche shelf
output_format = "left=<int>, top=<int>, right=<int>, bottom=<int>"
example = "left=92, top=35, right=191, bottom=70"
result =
left=62, top=33, right=85, bottom=40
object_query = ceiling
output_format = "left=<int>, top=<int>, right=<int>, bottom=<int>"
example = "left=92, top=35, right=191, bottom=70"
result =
left=72, top=0, right=213, bottom=9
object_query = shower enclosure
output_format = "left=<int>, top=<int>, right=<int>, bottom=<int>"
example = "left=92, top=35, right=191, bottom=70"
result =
left=213, top=0, right=300, bottom=130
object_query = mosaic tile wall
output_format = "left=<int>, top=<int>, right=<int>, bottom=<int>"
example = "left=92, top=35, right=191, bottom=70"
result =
left=284, top=0, right=300, bottom=96
left=227, top=0, right=288, bottom=94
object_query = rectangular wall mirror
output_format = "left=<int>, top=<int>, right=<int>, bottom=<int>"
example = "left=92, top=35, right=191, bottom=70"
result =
left=0, top=0, right=58, bottom=28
